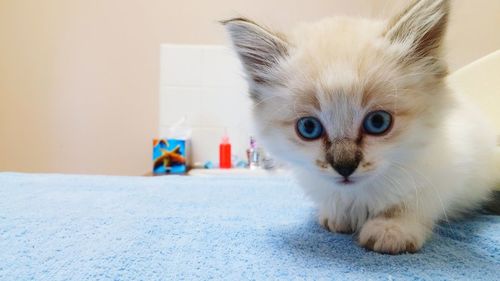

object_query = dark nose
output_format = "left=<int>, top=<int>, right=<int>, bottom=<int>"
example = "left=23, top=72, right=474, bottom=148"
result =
left=325, top=138, right=362, bottom=179
left=332, top=162, right=359, bottom=178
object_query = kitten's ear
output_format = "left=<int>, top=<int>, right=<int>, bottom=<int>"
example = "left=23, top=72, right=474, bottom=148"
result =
left=222, top=18, right=289, bottom=85
left=384, top=0, right=450, bottom=59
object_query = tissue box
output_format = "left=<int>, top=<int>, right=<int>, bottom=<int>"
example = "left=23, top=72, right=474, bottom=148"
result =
left=153, top=139, right=189, bottom=174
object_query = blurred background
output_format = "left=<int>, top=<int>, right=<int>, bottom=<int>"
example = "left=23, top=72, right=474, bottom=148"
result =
left=1, top=0, right=499, bottom=175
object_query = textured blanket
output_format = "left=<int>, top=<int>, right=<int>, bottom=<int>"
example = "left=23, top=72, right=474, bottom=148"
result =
left=0, top=173, right=498, bottom=280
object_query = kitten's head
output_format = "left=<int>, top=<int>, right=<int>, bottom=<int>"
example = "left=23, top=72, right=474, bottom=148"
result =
left=224, top=0, right=451, bottom=186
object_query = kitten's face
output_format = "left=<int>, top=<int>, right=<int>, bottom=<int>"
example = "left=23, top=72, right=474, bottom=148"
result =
left=225, top=1, right=449, bottom=187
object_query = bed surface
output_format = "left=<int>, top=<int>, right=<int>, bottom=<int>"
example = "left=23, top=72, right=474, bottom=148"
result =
left=0, top=172, right=498, bottom=281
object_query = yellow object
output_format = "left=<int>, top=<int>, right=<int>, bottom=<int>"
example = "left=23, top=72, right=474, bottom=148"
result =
left=448, top=50, right=500, bottom=190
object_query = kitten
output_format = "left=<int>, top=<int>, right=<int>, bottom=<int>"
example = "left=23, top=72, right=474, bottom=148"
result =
left=224, top=0, right=499, bottom=254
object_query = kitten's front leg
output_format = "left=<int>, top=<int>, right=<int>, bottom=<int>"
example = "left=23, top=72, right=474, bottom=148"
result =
left=318, top=207, right=354, bottom=234
left=358, top=210, right=433, bottom=254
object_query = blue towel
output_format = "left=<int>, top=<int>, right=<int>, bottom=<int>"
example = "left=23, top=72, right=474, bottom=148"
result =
left=0, top=173, right=498, bottom=281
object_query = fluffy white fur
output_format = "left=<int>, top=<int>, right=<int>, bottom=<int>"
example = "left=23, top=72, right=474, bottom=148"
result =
left=224, top=0, right=498, bottom=254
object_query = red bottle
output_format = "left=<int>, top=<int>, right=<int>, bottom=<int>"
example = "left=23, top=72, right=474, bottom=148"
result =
left=219, top=134, right=232, bottom=169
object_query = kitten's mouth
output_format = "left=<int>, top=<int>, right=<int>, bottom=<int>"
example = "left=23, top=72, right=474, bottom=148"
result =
left=334, top=175, right=369, bottom=185
left=319, top=172, right=366, bottom=186
left=338, top=178, right=354, bottom=185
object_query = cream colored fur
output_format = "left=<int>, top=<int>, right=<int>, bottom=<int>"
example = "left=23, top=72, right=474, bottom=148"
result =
left=224, top=0, right=498, bottom=254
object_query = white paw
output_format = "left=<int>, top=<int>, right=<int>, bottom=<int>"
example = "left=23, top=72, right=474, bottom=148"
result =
left=319, top=214, right=353, bottom=234
left=358, top=218, right=424, bottom=254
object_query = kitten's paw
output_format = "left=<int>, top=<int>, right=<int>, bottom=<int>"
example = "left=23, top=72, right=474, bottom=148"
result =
left=319, top=214, right=353, bottom=234
left=358, top=218, right=423, bottom=254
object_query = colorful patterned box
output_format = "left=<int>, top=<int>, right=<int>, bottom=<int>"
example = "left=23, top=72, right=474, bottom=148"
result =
left=153, top=139, right=188, bottom=174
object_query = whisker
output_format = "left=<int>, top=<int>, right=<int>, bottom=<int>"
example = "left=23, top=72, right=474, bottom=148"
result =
left=390, top=160, right=456, bottom=235
left=390, top=162, right=421, bottom=220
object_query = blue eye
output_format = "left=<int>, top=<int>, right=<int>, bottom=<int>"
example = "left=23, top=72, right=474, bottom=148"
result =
left=363, top=110, right=393, bottom=135
left=296, top=117, right=324, bottom=140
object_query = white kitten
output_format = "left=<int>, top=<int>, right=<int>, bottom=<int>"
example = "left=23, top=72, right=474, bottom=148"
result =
left=224, top=0, right=499, bottom=254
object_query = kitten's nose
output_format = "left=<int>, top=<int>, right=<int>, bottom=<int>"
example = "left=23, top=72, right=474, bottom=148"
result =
left=325, top=138, right=362, bottom=179
left=332, top=162, right=358, bottom=178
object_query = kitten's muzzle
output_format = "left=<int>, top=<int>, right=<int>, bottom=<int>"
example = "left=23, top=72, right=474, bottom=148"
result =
left=325, top=139, right=362, bottom=179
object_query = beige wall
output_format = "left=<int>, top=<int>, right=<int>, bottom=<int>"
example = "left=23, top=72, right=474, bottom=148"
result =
left=1, top=0, right=499, bottom=175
